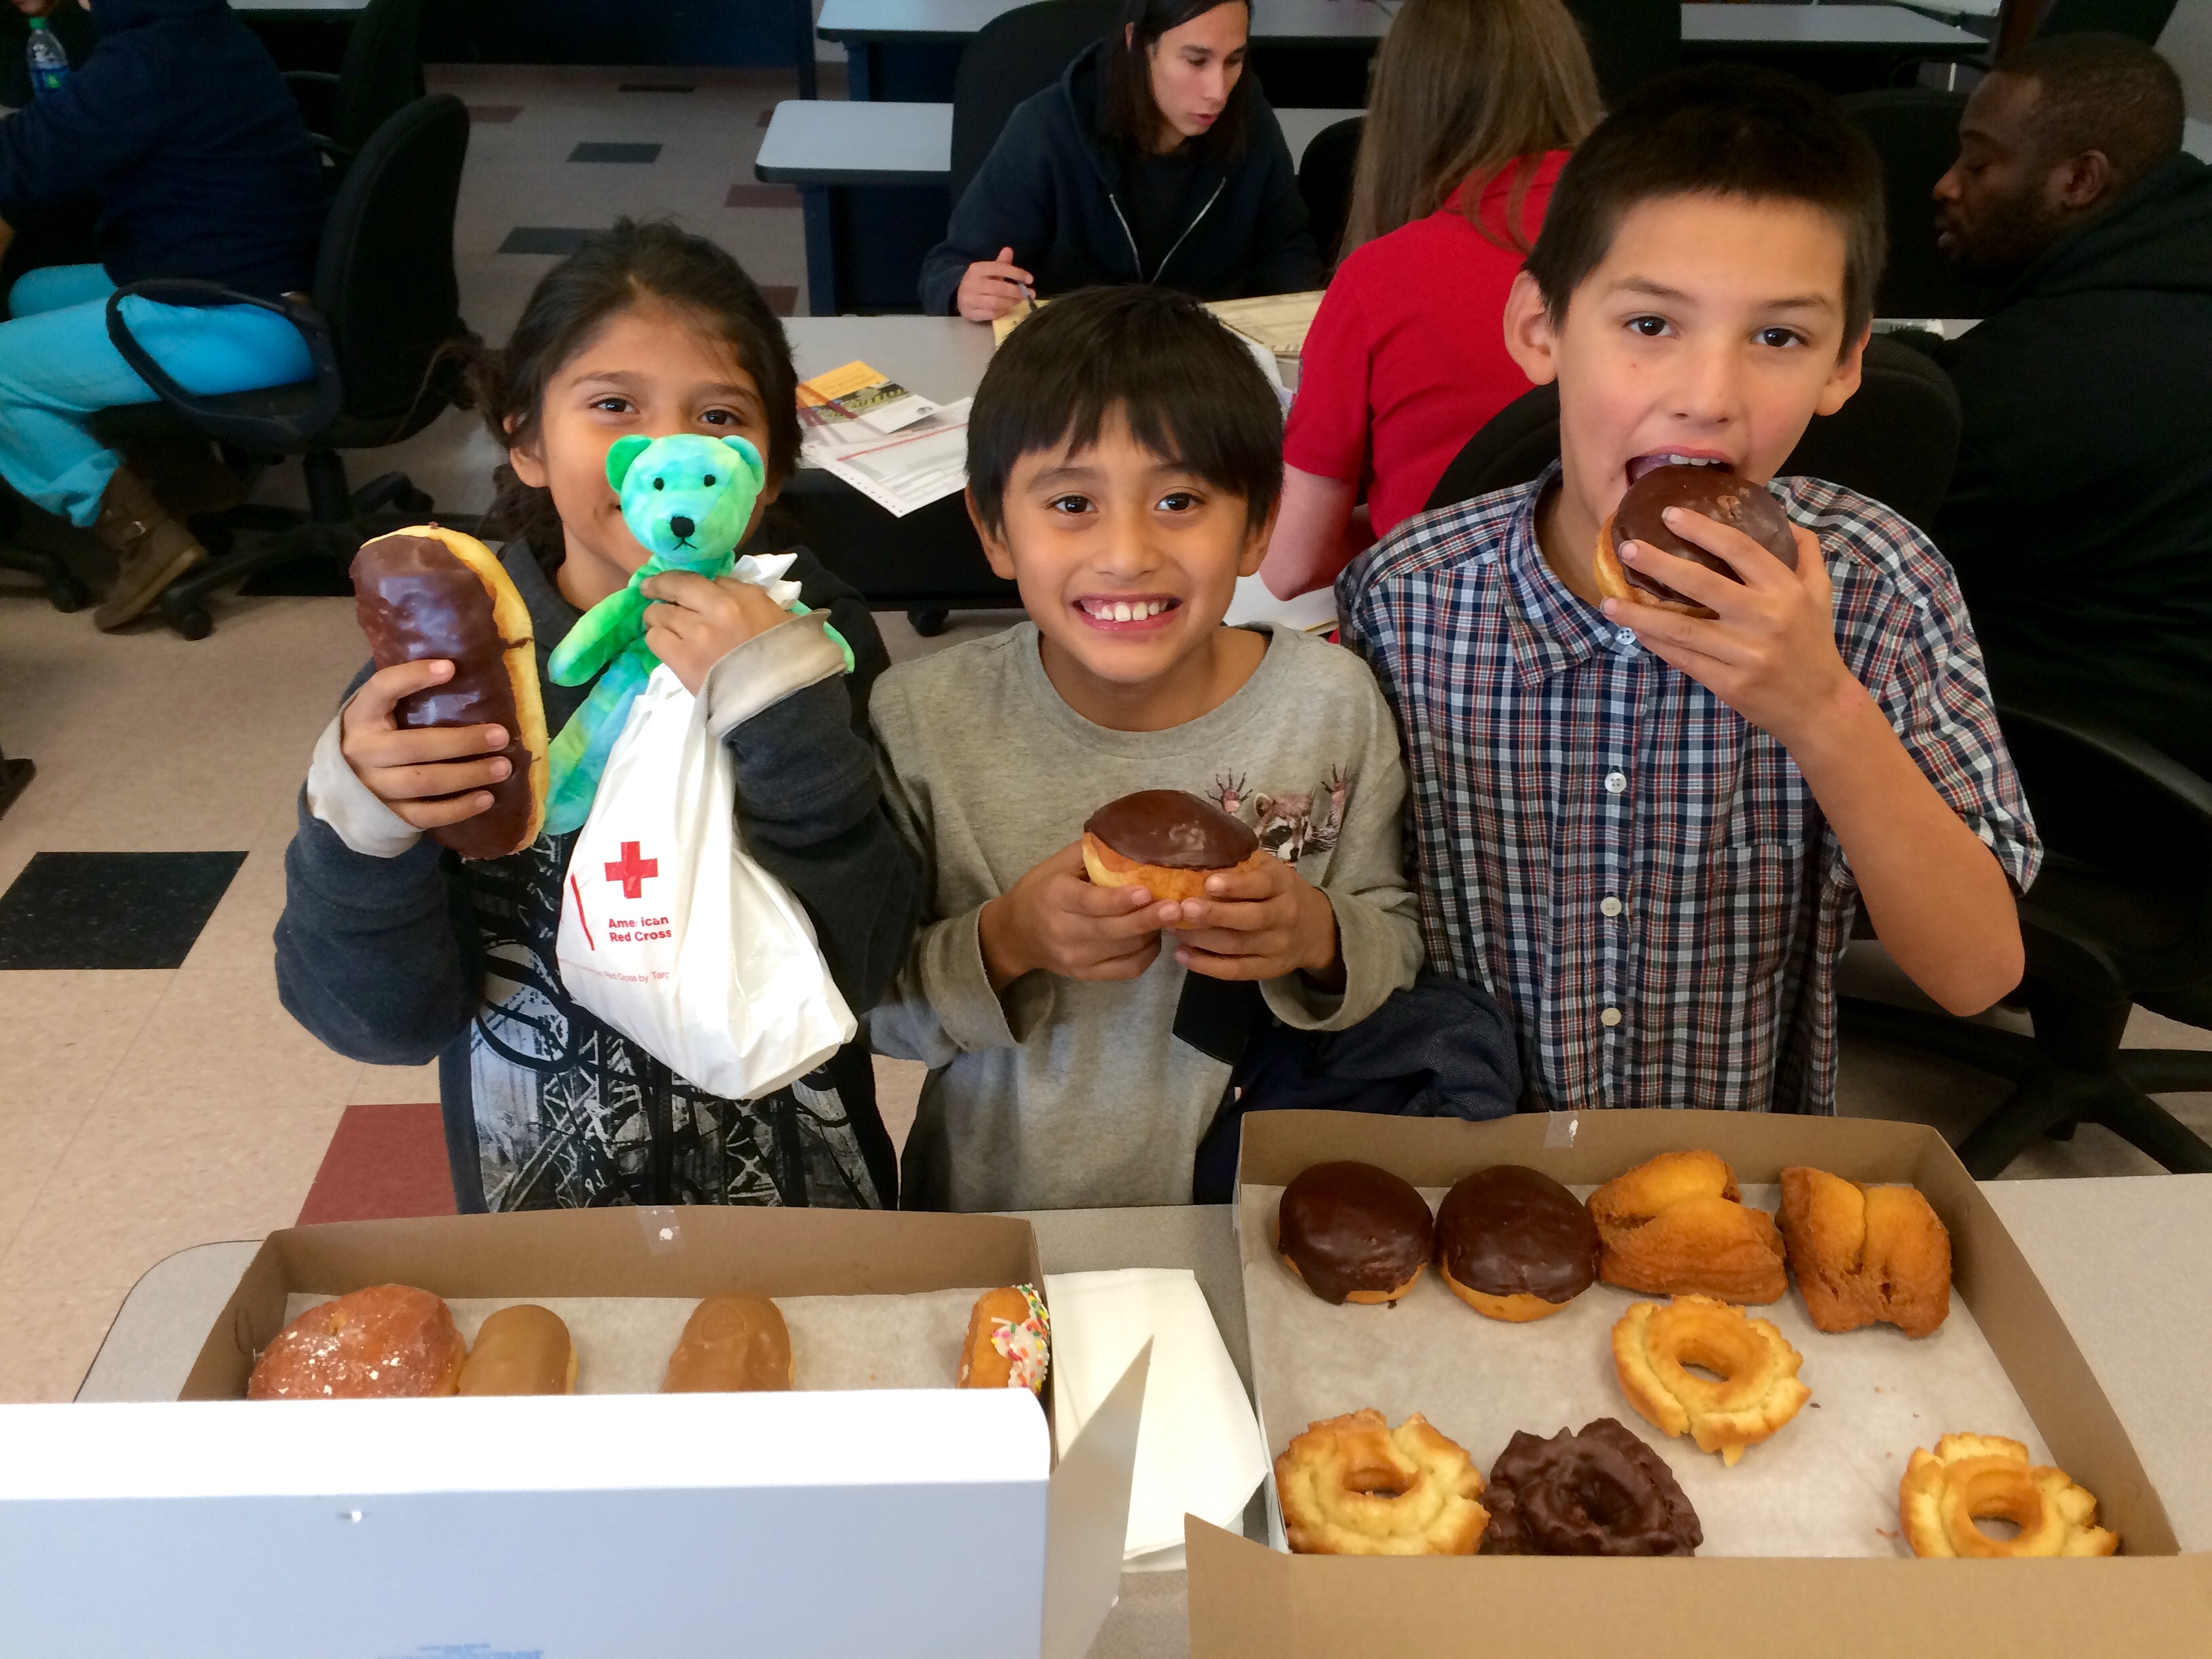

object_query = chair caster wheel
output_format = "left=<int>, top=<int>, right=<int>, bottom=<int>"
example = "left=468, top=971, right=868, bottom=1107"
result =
left=908, top=607, right=949, bottom=637
left=176, top=608, right=213, bottom=640
left=47, top=573, right=89, bottom=613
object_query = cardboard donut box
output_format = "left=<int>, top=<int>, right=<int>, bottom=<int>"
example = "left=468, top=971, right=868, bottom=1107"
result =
left=0, top=1205, right=1147, bottom=1659
left=1188, top=1109, right=2212, bottom=1658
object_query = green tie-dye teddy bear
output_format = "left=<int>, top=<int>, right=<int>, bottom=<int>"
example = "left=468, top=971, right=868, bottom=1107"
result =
left=541, top=431, right=852, bottom=836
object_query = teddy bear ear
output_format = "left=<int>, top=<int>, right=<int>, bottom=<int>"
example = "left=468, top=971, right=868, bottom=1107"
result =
left=604, top=434, right=653, bottom=491
left=718, top=434, right=766, bottom=486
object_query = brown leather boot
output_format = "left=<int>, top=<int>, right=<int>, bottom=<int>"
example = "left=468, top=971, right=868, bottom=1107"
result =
left=91, top=463, right=207, bottom=631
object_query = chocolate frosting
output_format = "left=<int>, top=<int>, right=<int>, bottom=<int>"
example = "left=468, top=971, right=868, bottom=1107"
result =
left=1277, top=1162, right=1435, bottom=1305
left=1479, top=1418, right=1701, bottom=1556
left=1611, top=465, right=1798, bottom=607
left=1085, top=789, right=1259, bottom=869
left=1437, top=1164, right=1599, bottom=1303
left=350, top=533, right=532, bottom=861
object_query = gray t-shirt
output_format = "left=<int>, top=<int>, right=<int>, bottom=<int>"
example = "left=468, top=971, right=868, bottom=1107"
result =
left=869, top=621, right=1423, bottom=1210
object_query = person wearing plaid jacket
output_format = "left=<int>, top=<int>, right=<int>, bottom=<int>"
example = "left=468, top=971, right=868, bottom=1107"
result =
left=1340, top=66, right=2040, bottom=1115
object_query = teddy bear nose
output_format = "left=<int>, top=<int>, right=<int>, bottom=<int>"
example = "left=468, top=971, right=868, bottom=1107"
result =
left=668, top=515, right=695, bottom=540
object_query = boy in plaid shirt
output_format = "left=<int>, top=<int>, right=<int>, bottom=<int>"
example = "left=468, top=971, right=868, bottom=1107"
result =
left=1340, top=66, right=2040, bottom=1114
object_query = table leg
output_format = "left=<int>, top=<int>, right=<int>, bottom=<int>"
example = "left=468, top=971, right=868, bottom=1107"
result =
left=792, top=0, right=817, bottom=98
left=800, top=185, right=841, bottom=316
left=846, top=39, right=875, bottom=100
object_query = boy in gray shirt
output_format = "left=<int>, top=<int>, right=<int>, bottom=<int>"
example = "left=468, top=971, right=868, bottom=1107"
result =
left=870, top=288, right=1423, bottom=1210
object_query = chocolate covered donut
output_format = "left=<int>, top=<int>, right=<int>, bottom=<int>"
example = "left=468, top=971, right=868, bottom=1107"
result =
left=1277, top=1161, right=1436, bottom=1305
left=1479, top=1418, right=1701, bottom=1557
left=1592, top=464, right=1799, bottom=617
left=1081, top=788, right=1267, bottom=903
left=1435, top=1164, right=1599, bottom=1322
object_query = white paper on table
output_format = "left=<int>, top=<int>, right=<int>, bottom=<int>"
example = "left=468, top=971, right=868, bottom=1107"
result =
left=1046, top=1268, right=1269, bottom=1563
left=1225, top=573, right=1336, bottom=634
left=800, top=396, right=972, bottom=517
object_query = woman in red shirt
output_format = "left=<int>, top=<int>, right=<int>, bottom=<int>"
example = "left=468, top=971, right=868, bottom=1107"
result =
left=1261, top=0, right=1600, bottom=598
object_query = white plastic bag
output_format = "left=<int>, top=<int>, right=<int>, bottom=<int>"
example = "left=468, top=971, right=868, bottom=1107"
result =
left=556, top=663, right=856, bottom=1100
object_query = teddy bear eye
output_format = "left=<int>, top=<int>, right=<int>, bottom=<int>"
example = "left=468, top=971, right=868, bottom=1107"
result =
left=703, top=475, right=716, bottom=487
left=652, top=478, right=664, bottom=490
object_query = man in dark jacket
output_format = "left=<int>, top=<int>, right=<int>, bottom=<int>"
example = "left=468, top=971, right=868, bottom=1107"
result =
left=0, top=0, right=327, bottom=628
left=1924, top=32, right=2212, bottom=775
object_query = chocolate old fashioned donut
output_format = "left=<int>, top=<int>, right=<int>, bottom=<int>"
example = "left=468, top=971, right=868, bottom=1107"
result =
left=1480, top=1418, right=1701, bottom=1556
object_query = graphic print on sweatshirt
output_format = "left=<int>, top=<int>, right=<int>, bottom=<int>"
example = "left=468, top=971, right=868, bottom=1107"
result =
left=1210, top=764, right=1351, bottom=863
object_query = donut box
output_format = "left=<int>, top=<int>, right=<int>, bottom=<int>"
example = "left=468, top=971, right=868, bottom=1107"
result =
left=1191, top=1108, right=2211, bottom=1659
left=0, top=1206, right=1147, bottom=1659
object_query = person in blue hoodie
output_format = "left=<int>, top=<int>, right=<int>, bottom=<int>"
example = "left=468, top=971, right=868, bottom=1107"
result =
left=918, top=0, right=1320, bottom=321
left=0, top=0, right=325, bottom=628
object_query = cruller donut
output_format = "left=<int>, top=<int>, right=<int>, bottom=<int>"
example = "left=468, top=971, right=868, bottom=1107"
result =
left=1612, top=1294, right=1810, bottom=1465
left=1592, top=462, right=1799, bottom=618
left=1779, top=1165, right=1952, bottom=1338
left=1274, top=1409, right=1488, bottom=1555
left=1082, top=789, right=1269, bottom=903
left=1899, top=1434, right=2117, bottom=1558
left=1588, top=1148, right=1787, bottom=1305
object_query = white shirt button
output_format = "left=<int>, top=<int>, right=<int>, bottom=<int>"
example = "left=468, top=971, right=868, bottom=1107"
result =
left=1599, top=1006, right=1623, bottom=1027
left=1604, top=771, right=1627, bottom=794
left=1600, top=896, right=1623, bottom=918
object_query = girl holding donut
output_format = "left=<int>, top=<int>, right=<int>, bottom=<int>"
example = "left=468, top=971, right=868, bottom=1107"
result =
left=275, top=219, right=920, bottom=1214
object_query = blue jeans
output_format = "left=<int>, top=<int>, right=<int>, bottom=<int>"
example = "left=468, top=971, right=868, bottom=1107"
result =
left=0, top=264, right=314, bottom=527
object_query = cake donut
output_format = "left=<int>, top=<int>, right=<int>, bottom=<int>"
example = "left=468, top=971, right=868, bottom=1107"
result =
left=1592, top=462, right=1800, bottom=617
left=1274, top=1409, right=1488, bottom=1556
left=1479, top=1418, right=1701, bottom=1556
left=661, top=1293, right=794, bottom=1393
left=1898, top=1434, right=2118, bottom=1558
left=1588, top=1148, right=1787, bottom=1304
left=1611, top=1294, right=1810, bottom=1465
left=1779, top=1166, right=1952, bottom=1337
left=957, top=1284, right=1050, bottom=1394
left=457, top=1305, right=577, bottom=1396
left=1081, top=789, right=1269, bottom=903
left=350, top=524, right=549, bottom=859
left=1435, top=1164, right=1600, bottom=1322
left=247, top=1284, right=466, bottom=1400
left=1275, top=1161, right=1435, bottom=1305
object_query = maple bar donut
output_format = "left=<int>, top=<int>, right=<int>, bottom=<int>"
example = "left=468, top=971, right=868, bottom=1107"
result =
left=1592, top=462, right=1799, bottom=617
left=457, top=1305, right=577, bottom=1396
left=1479, top=1418, right=1701, bottom=1556
left=661, top=1293, right=794, bottom=1392
left=1779, top=1166, right=1952, bottom=1338
left=1081, top=789, right=1269, bottom=904
left=247, top=1284, right=466, bottom=1400
left=1588, top=1148, right=1787, bottom=1304
left=1274, top=1409, right=1489, bottom=1555
left=1435, top=1164, right=1600, bottom=1322
left=957, top=1284, right=1051, bottom=1394
left=1275, top=1161, right=1435, bottom=1305
left=350, top=524, right=549, bottom=859
left=1898, top=1434, right=2118, bottom=1558
left=1612, top=1294, right=1810, bottom=1466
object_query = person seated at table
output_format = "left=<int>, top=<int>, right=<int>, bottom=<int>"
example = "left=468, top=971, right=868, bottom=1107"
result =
left=0, top=0, right=326, bottom=629
left=1259, top=0, right=1599, bottom=599
left=917, top=0, right=1322, bottom=322
left=869, top=286, right=1421, bottom=1210
left=1919, top=32, right=2212, bottom=777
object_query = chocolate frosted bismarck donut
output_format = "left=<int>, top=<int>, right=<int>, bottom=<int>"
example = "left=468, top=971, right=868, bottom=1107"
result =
left=1479, top=1418, right=1702, bottom=1557
left=1080, top=788, right=1268, bottom=903
left=1592, top=462, right=1799, bottom=617
left=1435, top=1164, right=1601, bottom=1322
left=1277, top=1161, right=1436, bottom=1305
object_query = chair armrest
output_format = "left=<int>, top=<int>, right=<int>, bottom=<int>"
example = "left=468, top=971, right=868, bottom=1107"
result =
left=1997, top=701, right=2212, bottom=833
left=282, top=70, right=341, bottom=89
left=102, top=280, right=344, bottom=453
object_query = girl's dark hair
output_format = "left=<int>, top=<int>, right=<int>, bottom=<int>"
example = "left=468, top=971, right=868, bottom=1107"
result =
left=467, top=218, right=800, bottom=570
left=1102, top=0, right=1253, bottom=162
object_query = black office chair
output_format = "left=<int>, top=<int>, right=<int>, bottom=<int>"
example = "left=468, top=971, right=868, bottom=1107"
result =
left=285, top=0, right=425, bottom=176
left=1843, top=704, right=2212, bottom=1176
left=1425, top=334, right=1962, bottom=535
left=1843, top=89, right=1997, bottom=320
left=949, top=0, right=1121, bottom=208
left=1298, top=115, right=1363, bottom=266
left=2034, top=0, right=2179, bottom=43
left=1567, top=0, right=1681, bottom=102
left=91, top=94, right=472, bottom=638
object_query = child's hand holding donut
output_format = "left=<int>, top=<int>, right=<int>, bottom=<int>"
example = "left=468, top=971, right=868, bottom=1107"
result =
left=639, top=569, right=794, bottom=695
left=340, top=659, right=512, bottom=830
left=1163, top=859, right=1343, bottom=988
left=979, top=842, right=1176, bottom=991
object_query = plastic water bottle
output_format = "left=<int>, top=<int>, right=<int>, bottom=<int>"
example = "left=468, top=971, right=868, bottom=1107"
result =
left=26, top=18, right=69, bottom=98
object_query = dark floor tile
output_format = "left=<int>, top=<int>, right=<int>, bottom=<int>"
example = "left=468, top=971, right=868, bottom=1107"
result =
left=760, top=285, right=797, bottom=318
left=468, top=104, right=523, bottom=123
left=619, top=82, right=694, bottom=93
left=569, top=142, right=662, bottom=165
left=725, top=183, right=800, bottom=209
left=0, top=851, right=245, bottom=970
left=298, top=1101, right=456, bottom=1224
left=499, top=226, right=596, bottom=256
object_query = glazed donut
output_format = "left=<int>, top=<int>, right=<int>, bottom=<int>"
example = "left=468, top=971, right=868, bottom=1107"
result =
left=1779, top=1166, right=1952, bottom=1338
left=351, top=525, right=549, bottom=859
left=1591, top=462, right=1800, bottom=618
left=1588, top=1148, right=1787, bottom=1305
left=661, top=1294, right=794, bottom=1393
left=1274, top=1409, right=1488, bottom=1556
left=957, top=1284, right=1051, bottom=1394
left=1435, top=1164, right=1600, bottom=1322
left=1899, top=1434, right=2118, bottom=1558
left=1479, top=1418, right=1701, bottom=1556
left=457, top=1305, right=577, bottom=1396
left=1275, top=1162, right=1434, bottom=1305
left=1612, top=1294, right=1810, bottom=1466
left=247, top=1284, right=466, bottom=1400
left=1081, top=789, right=1269, bottom=903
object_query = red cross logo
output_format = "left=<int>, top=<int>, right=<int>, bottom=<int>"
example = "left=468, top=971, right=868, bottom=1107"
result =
left=603, top=841, right=659, bottom=899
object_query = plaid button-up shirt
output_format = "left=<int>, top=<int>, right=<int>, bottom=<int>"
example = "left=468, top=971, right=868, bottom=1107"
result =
left=1340, top=466, right=2039, bottom=1114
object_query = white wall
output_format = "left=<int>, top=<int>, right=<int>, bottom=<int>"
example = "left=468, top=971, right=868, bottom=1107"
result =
left=2160, top=0, right=2212, bottom=121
